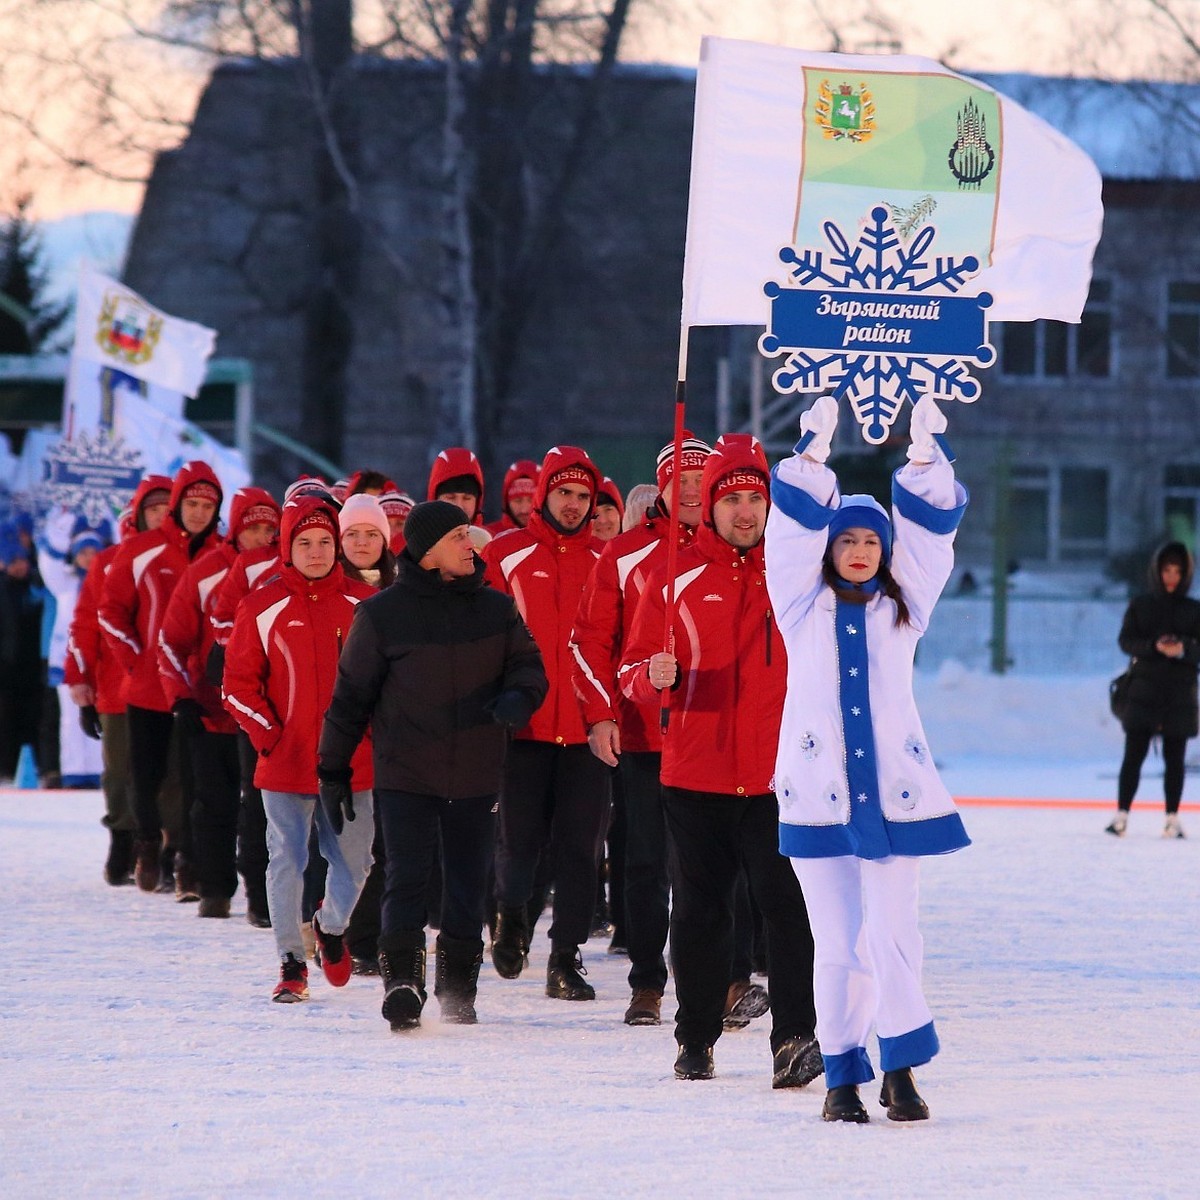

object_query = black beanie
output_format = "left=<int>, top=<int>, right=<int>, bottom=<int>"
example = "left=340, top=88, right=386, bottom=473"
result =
left=404, top=501, right=470, bottom=563
left=435, top=473, right=482, bottom=499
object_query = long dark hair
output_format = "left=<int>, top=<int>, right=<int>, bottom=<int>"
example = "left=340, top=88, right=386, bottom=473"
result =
left=821, top=556, right=910, bottom=627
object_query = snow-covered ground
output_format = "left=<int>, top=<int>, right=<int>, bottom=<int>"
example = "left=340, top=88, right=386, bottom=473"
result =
left=3, top=671, right=1196, bottom=1198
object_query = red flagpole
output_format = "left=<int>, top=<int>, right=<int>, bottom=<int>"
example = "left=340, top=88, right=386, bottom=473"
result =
left=660, top=332, right=690, bottom=732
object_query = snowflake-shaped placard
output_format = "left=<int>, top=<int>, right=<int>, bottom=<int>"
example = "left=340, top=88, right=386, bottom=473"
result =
left=759, top=206, right=996, bottom=443
left=40, top=428, right=144, bottom=526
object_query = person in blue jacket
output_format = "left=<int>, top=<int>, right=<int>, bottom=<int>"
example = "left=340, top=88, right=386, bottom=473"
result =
left=764, top=395, right=970, bottom=1125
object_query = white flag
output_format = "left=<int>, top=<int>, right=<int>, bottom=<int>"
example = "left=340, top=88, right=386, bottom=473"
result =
left=71, top=264, right=216, bottom=397
left=44, top=358, right=249, bottom=527
left=681, top=37, right=1104, bottom=328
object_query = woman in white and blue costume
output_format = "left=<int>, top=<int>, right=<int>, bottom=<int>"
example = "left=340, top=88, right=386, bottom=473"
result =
left=763, top=394, right=970, bottom=1125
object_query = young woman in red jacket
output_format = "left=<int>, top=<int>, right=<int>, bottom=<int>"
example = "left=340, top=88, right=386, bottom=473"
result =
left=223, top=497, right=376, bottom=1003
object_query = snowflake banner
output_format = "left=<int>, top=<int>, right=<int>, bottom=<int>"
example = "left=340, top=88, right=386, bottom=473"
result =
left=759, top=206, right=995, bottom=442
left=680, top=38, right=1104, bottom=405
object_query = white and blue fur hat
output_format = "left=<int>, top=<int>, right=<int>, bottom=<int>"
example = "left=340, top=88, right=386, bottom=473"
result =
left=827, top=494, right=892, bottom=564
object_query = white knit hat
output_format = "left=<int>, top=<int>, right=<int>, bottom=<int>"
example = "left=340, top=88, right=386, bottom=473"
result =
left=338, top=493, right=390, bottom=543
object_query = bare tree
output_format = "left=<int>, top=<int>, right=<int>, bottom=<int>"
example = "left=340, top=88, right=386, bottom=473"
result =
left=0, top=1, right=639, bottom=475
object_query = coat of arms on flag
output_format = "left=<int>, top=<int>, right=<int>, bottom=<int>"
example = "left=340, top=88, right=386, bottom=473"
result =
left=96, top=292, right=162, bottom=366
left=679, top=38, right=1104, bottom=445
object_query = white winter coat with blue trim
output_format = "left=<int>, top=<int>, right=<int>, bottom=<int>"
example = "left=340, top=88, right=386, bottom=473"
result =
left=765, top=454, right=970, bottom=860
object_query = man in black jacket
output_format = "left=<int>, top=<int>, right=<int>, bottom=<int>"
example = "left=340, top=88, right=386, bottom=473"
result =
left=318, top=501, right=547, bottom=1030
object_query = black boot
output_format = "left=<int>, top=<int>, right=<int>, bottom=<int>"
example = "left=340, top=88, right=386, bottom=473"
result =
left=244, top=887, right=272, bottom=929
left=104, top=830, right=135, bottom=886
left=155, top=844, right=176, bottom=895
left=674, top=1043, right=715, bottom=1080
left=546, top=945, right=595, bottom=1001
left=771, top=1035, right=824, bottom=1089
left=378, top=930, right=427, bottom=1031
left=435, top=933, right=484, bottom=1025
left=822, top=1085, right=870, bottom=1123
left=491, top=904, right=530, bottom=979
left=880, top=1067, right=930, bottom=1121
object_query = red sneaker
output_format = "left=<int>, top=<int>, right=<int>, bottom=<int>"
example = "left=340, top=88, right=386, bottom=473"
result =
left=312, top=907, right=352, bottom=988
left=272, top=953, right=309, bottom=1003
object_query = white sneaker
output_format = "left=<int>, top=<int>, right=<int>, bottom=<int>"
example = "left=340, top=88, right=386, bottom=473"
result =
left=1163, top=815, right=1185, bottom=839
left=1105, top=812, right=1128, bottom=837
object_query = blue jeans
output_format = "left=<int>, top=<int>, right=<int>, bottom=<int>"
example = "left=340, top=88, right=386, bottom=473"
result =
left=262, top=790, right=375, bottom=962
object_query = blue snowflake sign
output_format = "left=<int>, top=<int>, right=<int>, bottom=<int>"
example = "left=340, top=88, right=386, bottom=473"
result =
left=41, top=429, right=143, bottom=528
left=759, top=206, right=996, bottom=443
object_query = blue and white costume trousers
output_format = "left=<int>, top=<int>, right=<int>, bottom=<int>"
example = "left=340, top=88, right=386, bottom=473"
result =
left=790, top=854, right=939, bottom=1088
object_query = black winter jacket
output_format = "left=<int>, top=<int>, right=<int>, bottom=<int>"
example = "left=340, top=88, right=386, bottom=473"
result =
left=1118, top=542, right=1200, bottom=739
left=318, top=553, right=547, bottom=798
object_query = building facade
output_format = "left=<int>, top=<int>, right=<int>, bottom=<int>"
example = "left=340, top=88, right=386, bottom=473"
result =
left=123, top=62, right=1200, bottom=578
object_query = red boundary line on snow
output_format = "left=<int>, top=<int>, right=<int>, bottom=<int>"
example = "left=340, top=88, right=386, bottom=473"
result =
left=955, top=796, right=1199, bottom=811
left=4, top=789, right=1198, bottom=813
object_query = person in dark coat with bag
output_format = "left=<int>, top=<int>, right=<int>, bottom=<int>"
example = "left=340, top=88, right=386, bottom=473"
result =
left=1107, top=541, right=1200, bottom=839
left=318, top=501, right=548, bottom=1030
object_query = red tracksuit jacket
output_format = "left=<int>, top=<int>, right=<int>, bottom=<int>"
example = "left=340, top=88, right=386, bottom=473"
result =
left=222, top=561, right=374, bottom=793
left=570, top=503, right=697, bottom=754
left=64, top=543, right=125, bottom=714
left=619, top=522, right=786, bottom=797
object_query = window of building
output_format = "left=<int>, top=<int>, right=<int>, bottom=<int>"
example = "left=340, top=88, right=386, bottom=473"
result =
left=1166, top=282, right=1200, bottom=379
left=1164, top=464, right=1200, bottom=543
left=1010, top=466, right=1050, bottom=561
left=998, top=279, right=1112, bottom=380
left=1059, top=467, right=1109, bottom=561
left=1007, top=465, right=1109, bottom=564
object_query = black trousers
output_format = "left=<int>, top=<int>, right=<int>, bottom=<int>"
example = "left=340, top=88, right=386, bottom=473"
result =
left=346, top=805, right=386, bottom=959
left=621, top=751, right=671, bottom=992
left=126, top=704, right=184, bottom=845
left=663, top=786, right=816, bottom=1054
left=376, top=790, right=496, bottom=942
left=234, top=730, right=269, bottom=909
left=495, top=740, right=612, bottom=951
left=1119, top=730, right=1188, bottom=814
left=605, top=762, right=627, bottom=941
left=188, top=728, right=241, bottom=898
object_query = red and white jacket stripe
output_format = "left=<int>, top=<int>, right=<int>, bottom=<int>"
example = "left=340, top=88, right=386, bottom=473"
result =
left=157, top=542, right=238, bottom=733
left=208, top=544, right=281, bottom=646
left=570, top=504, right=696, bottom=753
left=63, top=543, right=125, bottom=714
left=98, top=517, right=221, bottom=712
left=618, top=523, right=786, bottom=796
left=222, top=562, right=374, bottom=794
left=484, top=514, right=600, bottom=746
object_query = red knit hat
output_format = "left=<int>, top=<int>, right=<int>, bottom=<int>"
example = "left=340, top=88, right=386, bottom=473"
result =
left=228, top=487, right=281, bottom=544
left=280, top=497, right=340, bottom=565
left=701, top=433, right=770, bottom=526
left=711, top=469, right=769, bottom=505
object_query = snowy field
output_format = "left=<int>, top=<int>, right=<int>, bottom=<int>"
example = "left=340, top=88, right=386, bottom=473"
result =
left=2, top=672, right=1197, bottom=1198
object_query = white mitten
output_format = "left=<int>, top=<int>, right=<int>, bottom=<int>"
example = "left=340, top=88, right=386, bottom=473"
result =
left=907, top=396, right=947, bottom=463
left=795, top=395, right=839, bottom=463
left=42, top=507, right=76, bottom=555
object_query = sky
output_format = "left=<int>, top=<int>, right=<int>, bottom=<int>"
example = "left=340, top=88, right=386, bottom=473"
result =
left=3, top=665, right=1199, bottom=1196
left=2, top=0, right=1182, bottom=221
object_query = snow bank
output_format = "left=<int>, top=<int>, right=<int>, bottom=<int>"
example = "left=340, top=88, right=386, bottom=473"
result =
left=916, top=662, right=1123, bottom=762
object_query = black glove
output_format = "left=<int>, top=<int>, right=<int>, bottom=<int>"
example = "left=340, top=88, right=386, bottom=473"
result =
left=79, top=705, right=103, bottom=741
left=317, top=766, right=355, bottom=836
left=172, top=698, right=207, bottom=737
left=487, top=688, right=536, bottom=729
left=205, top=642, right=226, bottom=687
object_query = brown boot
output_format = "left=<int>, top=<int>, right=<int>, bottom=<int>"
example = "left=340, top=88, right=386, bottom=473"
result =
left=132, top=837, right=161, bottom=892
left=623, top=988, right=663, bottom=1026
left=723, top=979, right=769, bottom=1030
